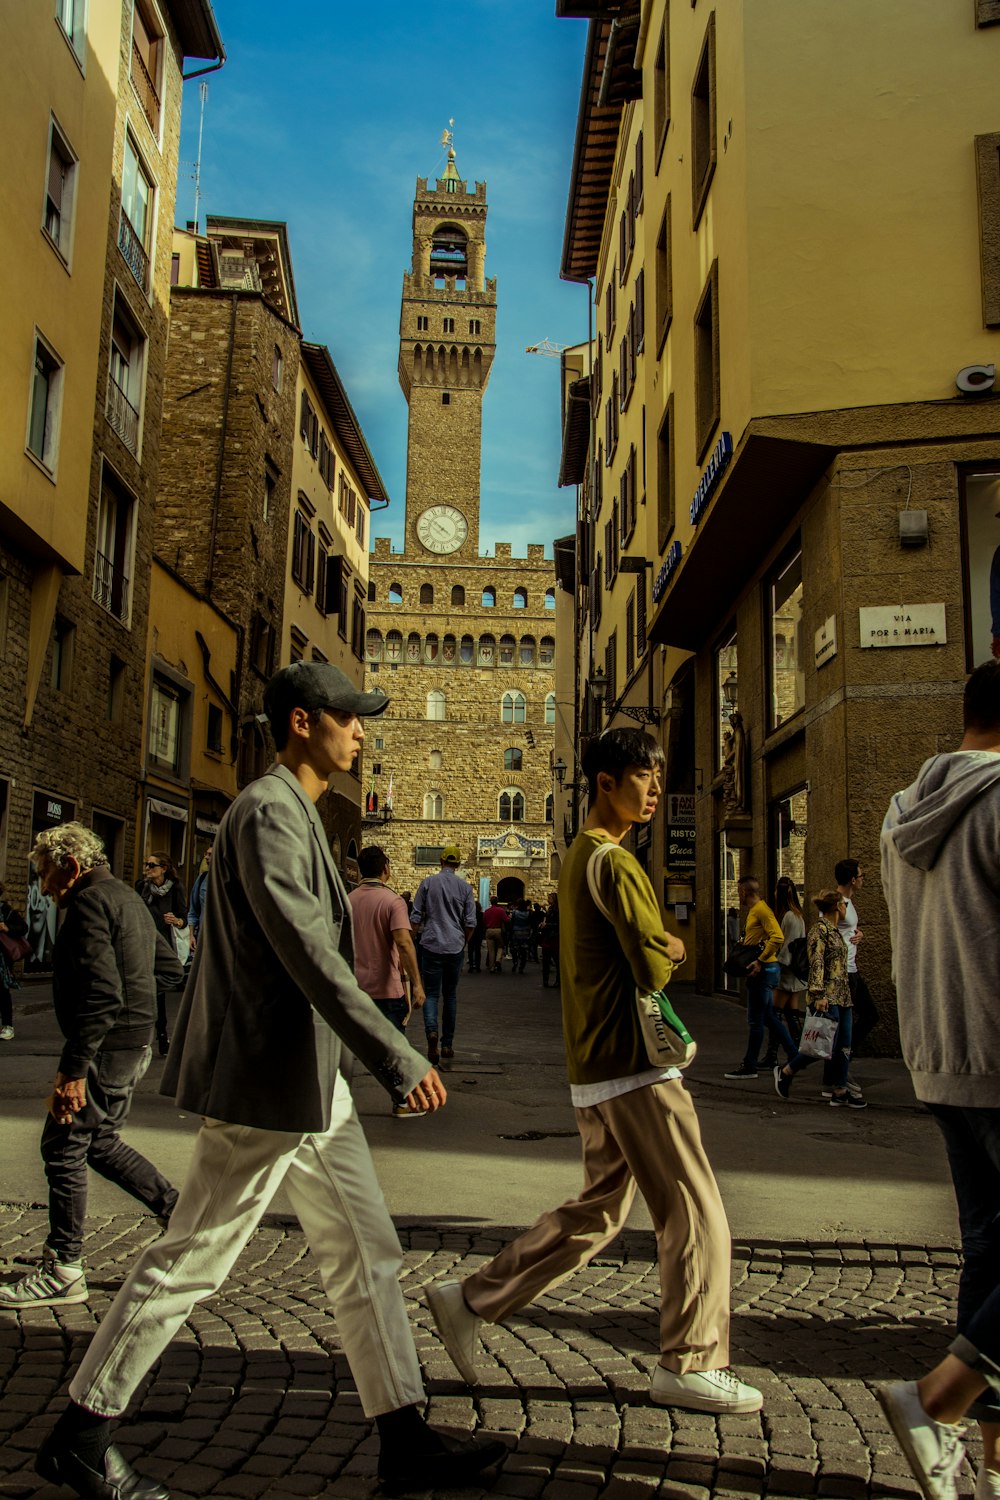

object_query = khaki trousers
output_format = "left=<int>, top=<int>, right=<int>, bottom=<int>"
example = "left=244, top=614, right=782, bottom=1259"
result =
left=69, top=1072, right=424, bottom=1419
left=463, top=1079, right=732, bottom=1372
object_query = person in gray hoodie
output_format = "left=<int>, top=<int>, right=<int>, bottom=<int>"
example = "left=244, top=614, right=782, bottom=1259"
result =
left=877, top=660, right=1000, bottom=1500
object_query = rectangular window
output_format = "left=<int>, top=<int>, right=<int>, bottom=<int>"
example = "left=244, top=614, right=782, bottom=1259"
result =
left=657, top=395, right=675, bottom=551
left=130, top=0, right=163, bottom=134
left=292, top=510, right=315, bottom=593
left=694, top=259, right=720, bottom=462
left=590, top=556, right=603, bottom=628
left=93, top=466, right=135, bottom=623
left=43, top=119, right=77, bottom=261
left=338, top=560, right=350, bottom=640
left=56, top=0, right=86, bottom=61
left=635, top=268, right=645, bottom=354
left=120, top=136, right=153, bottom=290
left=51, top=616, right=75, bottom=693
left=352, top=590, right=366, bottom=661
left=655, top=197, right=672, bottom=355
left=250, top=613, right=276, bottom=676
left=653, top=9, right=670, bottom=168
left=300, top=390, right=312, bottom=441
left=636, top=564, right=647, bottom=659
left=170, top=252, right=180, bottom=285
left=605, top=629, right=617, bottom=707
left=605, top=275, right=616, bottom=340
left=691, top=12, right=717, bottom=228
left=149, top=678, right=182, bottom=771
left=417, top=315, right=429, bottom=331
left=206, top=703, right=224, bottom=754
left=107, top=655, right=125, bottom=721
left=106, top=292, right=144, bottom=455
left=768, top=546, right=804, bottom=729
left=634, top=129, right=644, bottom=211
left=469, top=318, right=481, bottom=335
left=356, top=501, right=366, bottom=547
left=619, top=209, right=628, bottom=279
left=316, top=534, right=329, bottom=615
left=443, top=317, right=455, bottom=333
left=27, top=333, right=63, bottom=472
left=626, top=591, right=636, bottom=678
left=975, top=133, right=1000, bottom=326
left=714, top=627, right=738, bottom=771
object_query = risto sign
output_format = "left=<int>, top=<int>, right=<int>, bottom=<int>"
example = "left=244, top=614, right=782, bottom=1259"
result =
left=689, top=431, right=733, bottom=527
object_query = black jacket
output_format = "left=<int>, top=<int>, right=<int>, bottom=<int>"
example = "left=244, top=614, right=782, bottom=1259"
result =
left=54, top=867, right=185, bottom=1076
left=134, top=876, right=188, bottom=943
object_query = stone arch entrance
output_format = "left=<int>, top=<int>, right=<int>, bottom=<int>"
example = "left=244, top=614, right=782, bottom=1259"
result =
left=497, top=875, right=525, bottom=904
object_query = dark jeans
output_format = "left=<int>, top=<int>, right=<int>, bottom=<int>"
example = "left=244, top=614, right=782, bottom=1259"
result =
left=541, top=948, right=559, bottom=987
left=421, top=949, right=463, bottom=1047
left=0, top=983, right=11, bottom=1028
left=510, top=940, right=529, bottom=974
left=789, top=1004, right=852, bottom=1090
left=467, top=938, right=481, bottom=972
left=373, top=997, right=409, bottom=1035
left=742, top=963, right=798, bottom=1069
left=41, top=1044, right=178, bottom=1264
left=928, top=1103, right=1000, bottom=1415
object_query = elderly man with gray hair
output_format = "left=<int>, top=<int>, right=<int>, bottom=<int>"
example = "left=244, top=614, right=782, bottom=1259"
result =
left=0, top=823, right=182, bottom=1310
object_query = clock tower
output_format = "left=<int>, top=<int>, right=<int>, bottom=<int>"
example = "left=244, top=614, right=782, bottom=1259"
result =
left=399, top=147, right=496, bottom=562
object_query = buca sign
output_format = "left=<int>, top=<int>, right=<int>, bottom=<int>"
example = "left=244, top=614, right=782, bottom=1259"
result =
left=689, top=431, right=733, bottom=527
left=653, top=540, right=683, bottom=602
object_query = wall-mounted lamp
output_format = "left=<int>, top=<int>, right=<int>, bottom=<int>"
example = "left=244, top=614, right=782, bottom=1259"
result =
left=552, top=756, right=567, bottom=787
left=588, top=666, right=608, bottom=721
left=722, top=670, right=739, bottom=709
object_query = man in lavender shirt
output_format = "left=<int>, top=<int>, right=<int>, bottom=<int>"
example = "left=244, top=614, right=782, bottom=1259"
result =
left=410, top=846, right=475, bottom=1065
left=349, top=847, right=426, bottom=1118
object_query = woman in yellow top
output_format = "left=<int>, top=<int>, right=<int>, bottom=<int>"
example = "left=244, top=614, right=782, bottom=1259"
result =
left=724, top=875, right=800, bottom=1080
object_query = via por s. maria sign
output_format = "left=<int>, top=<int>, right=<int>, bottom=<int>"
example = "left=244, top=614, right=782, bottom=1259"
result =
left=858, top=604, right=947, bottom=648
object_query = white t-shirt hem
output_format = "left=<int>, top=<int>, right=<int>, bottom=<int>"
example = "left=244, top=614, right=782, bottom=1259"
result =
left=570, top=1066, right=681, bottom=1108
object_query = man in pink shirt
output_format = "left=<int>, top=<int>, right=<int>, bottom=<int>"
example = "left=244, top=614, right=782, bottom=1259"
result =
left=349, top=847, right=427, bottom=1118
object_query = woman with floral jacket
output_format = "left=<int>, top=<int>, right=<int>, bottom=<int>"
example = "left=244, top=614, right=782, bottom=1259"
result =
left=773, top=889, right=864, bottom=1107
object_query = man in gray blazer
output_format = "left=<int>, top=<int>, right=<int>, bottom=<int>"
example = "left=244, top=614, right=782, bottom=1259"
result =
left=38, top=662, right=506, bottom=1500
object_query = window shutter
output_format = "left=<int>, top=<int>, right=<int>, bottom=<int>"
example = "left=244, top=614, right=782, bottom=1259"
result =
left=300, top=391, right=309, bottom=440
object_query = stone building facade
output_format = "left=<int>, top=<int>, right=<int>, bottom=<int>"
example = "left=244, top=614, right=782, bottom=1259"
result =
left=365, top=154, right=558, bottom=902
left=0, top=1, right=222, bottom=964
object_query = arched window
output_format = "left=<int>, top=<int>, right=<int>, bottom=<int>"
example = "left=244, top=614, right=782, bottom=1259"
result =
left=519, top=636, right=536, bottom=666
left=545, top=793, right=554, bottom=823
left=429, top=749, right=443, bottom=770
left=385, top=629, right=403, bottom=662
left=425, top=633, right=439, bottom=663
left=545, top=692, right=556, bottom=726
left=442, top=633, right=457, bottom=664
left=504, top=747, right=523, bottom=771
left=389, top=581, right=403, bottom=604
left=482, top=585, right=496, bottom=607
left=539, top=635, right=555, bottom=666
left=420, top=583, right=434, bottom=606
left=478, top=633, right=496, bottom=666
left=430, top=223, right=468, bottom=280
left=459, top=634, right=474, bottom=664
left=406, top=632, right=421, bottom=662
left=451, top=584, right=465, bottom=606
left=502, top=690, right=526, bottom=725
left=365, top=628, right=383, bottom=662
left=499, top=633, right=516, bottom=666
left=513, top=587, right=527, bottom=610
left=426, top=690, right=445, bottom=721
left=545, top=588, right=556, bottom=610
left=499, top=788, right=525, bottom=822
left=423, top=791, right=444, bottom=819
left=368, top=580, right=376, bottom=602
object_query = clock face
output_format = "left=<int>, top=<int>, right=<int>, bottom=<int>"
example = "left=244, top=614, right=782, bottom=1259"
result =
left=417, top=504, right=469, bottom=555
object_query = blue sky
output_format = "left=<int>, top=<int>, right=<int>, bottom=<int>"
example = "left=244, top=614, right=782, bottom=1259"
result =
left=178, top=1, right=589, bottom=557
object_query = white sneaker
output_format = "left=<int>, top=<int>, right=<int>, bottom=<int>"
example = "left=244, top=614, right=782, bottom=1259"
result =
left=877, top=1381, right=966, bottom=1500
left=425, top=1279, right=482, bottom=1386
left=650, top=1365, right=763, bottom=1413
left=0, top=1026, right=13, bottom=1041
left=0, top=1248, right=88, bottom=1306
left=976, top=1466, right=1000, bottom=1500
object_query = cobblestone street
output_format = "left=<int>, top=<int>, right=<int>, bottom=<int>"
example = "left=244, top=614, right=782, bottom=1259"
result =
left=0, top=1204, right=972, bottom=1500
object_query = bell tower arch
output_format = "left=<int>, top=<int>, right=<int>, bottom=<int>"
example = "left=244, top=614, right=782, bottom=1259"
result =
left=398, top=144, right=496, bottom=562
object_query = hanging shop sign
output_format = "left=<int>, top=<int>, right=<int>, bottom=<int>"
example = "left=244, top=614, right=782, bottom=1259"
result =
left=858, top=604, right=947, bottom=648
left=667, top=827, right=696, bottom=870
left=667, top=793, right=695, bottom=826
left=689, top=431, right=733, bottom=527
left=653, top=540, right=683, bottom=602
left=814, top=615, right=838, bottom=668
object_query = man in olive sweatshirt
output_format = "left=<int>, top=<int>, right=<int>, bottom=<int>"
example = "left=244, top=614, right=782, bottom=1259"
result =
left=878, top=660, right=1000, bottom=1500
left=424, top=727, right=762, bottom=1416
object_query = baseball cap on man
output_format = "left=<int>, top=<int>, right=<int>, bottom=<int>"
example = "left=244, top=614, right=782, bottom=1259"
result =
left=441, top=845, right=462, bottom=865
left=264, top=661, right=389, bottom=731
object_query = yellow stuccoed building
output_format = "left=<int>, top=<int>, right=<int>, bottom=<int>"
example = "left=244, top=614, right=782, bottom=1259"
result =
left=556, top=0, right=1000, bottom=1045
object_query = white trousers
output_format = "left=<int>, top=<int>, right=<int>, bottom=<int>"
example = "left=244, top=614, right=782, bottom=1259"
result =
left=70, top=1072, right=424, bottom=1418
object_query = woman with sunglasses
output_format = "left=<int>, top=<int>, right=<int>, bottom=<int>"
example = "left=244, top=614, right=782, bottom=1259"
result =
left=135, top=854, right=188, bottom=1054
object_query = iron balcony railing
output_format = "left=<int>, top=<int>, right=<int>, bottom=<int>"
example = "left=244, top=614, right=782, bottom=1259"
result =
left=106, top=375, right=139, bottom=454
left=118, top=212, right=149, bottom=290
left=130, top=38, right=161, bottom=133
left=93, top=550, right=130, bottom=623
